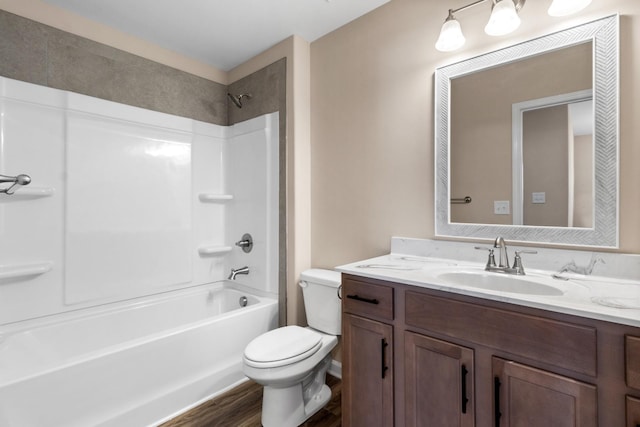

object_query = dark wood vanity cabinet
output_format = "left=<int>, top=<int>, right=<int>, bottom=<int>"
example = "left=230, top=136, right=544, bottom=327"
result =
left=341, top=273, right=640, bottom=426
left=493, top=357, right=597, bottom=426
left=342, top=278, right=394, bottom=427
left=627, top=336, right=640, bottom=427
left=627, top=395, right=640, bottom=427
left=404, top=332, right=474, bottom=427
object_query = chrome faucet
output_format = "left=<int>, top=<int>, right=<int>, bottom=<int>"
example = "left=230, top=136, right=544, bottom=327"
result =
left=228, top=266, right=249, bottom=280
left=475, top=237, right=537, bottom=275
left=0, top=173, right=31, bottom=195
left=494, top=236, right=509, bottom=268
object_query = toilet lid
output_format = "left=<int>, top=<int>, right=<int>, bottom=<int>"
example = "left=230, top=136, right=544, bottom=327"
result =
left=244, top=326, right=322, bottom=368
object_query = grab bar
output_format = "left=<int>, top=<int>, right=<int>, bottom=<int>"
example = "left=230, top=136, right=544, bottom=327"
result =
left=451, top=196, right=472, bottom=204
left=0, top=173, right=31, bottom=195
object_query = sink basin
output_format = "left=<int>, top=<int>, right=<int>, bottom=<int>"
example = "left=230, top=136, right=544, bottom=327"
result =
left=436, top=270, right=564, bottom=296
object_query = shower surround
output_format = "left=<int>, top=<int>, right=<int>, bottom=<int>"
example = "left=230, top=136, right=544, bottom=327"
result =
left=0, top=76, right=279, bottom=425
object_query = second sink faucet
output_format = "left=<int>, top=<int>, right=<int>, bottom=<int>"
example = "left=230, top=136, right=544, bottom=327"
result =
left=228, top=266, right=249, bottom=280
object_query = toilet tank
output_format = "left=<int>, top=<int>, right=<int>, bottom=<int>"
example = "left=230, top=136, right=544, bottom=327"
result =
left=299, top=269, right=342, bottom=335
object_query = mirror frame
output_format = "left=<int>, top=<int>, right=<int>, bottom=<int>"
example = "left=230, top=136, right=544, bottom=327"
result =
left=434, top=15, right=619, bottom=248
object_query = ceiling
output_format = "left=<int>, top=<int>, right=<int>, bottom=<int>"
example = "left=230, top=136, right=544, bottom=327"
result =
left=42, top=0, right=390, bottom=71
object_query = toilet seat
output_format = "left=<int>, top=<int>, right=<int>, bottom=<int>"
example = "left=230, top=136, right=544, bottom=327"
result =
left=244, top=326, right=322, bottom=368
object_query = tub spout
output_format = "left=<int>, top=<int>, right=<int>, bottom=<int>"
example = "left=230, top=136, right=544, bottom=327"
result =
left=228, top=266, right=249, bottom=280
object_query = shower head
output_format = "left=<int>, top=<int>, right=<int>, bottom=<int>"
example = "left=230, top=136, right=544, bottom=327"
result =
left=227, top=93, right=252, bottom=109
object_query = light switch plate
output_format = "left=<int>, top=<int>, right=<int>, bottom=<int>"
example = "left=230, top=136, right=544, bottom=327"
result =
left=494, top=200, right=510, bottom=215
left=532, top=192, right=546, bottom=204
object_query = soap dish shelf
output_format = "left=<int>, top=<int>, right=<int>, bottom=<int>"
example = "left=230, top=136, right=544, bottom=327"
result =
left=198, top=193, right=233, bottom=203
left=4, top=187, right=55, bottom=199
left=198, top=246, right=232, bottom=256
left=0, top=261, right=54, bottom=281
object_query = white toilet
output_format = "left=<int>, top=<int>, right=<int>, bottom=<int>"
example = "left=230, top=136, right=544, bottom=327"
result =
left=242, top=269, right=341, bottom=427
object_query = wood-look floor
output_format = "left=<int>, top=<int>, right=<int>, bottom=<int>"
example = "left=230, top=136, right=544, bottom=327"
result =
left=161, top=375, right=341, bottom=427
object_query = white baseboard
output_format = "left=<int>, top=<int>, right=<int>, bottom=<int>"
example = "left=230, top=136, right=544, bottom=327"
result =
left=328, top=359, right=342, bottom=379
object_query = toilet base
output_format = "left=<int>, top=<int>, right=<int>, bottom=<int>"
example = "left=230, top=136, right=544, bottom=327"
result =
left=260, top=355, right=333, bottom=427
left=261, top=383, right=331, bottom=427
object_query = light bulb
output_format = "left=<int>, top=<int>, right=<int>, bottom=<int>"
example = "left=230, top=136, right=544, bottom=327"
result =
left=548, top=0, right=592, bottom=17
left=485, top=0, right=521, bottom=36
left=436, top=17, right=466, bottom=52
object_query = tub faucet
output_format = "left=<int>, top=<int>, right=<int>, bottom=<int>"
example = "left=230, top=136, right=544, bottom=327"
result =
left=228, top=266, right=249, bottom=280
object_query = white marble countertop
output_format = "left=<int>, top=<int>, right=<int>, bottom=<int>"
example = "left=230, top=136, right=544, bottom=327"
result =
left=337, top=253, right=640, bottom=328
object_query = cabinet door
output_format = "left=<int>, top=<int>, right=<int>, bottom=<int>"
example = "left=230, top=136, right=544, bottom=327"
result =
left=492, top=357, right=596, bottom=427
left=343, top=313, right=393, bottom=427
left=405, top=331, right=474, bottom=427
left=628, top=395, right=640, bottom=427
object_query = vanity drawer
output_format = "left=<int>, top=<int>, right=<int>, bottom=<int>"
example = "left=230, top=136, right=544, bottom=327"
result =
left=342, top=277, right=394, bottom=321
left=626, top=336, right=640, bottom=390
left=405, top=291, right=597, bottom=376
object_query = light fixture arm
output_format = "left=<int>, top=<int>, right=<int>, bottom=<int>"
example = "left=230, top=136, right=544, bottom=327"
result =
left=449, top=0, right=488, bottom=16
left=449, top=0, right=525, bottom=16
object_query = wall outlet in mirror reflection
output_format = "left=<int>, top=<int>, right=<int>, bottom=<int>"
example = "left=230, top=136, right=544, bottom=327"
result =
left=494, top=201, right=510, bottom=215
left=532, top=192, right=546, bottom=204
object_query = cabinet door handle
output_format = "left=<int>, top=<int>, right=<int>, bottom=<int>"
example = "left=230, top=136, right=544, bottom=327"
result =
left=494, top=377, right=501, bottom=427
left=381, top=338, right=389, bottom=379
left=346, top=294, right=379, bottom=305
left=461, top=365, right=469, bottom=414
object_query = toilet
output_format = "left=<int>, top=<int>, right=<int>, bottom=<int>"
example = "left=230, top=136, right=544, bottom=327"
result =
left=242, top=269, right=341, bottom=427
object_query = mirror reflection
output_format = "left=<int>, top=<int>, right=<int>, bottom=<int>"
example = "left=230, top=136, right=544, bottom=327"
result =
left=520, top=96, right=593, bottom=228
left=449, top=42, right=593, bottom=227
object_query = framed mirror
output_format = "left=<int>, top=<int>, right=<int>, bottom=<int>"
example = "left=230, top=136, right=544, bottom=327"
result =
left=434, top=15, right=618, bottom=247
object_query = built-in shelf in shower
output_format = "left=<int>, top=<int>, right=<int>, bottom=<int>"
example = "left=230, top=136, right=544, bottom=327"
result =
left=7, top=187, right=55, bottom=198
left=198, top=193, right=233, bottom=202
left=0, top=261, right=53, bottom=281
left=197, top=245, right=232, bottom=256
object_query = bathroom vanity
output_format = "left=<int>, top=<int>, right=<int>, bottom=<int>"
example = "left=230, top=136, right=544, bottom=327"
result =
left=338, top=14, right=631, bottom=425
left=338, top=241, right=640, bottom=427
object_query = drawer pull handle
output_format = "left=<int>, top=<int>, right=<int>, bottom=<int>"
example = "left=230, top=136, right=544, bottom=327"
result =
left=381, top=338, right=389, bottom=379
left=346, top=294, right=379, bottom=305
left=461, top=365, right=469, bottom=414
left=494, top=377, right=501, bottom=427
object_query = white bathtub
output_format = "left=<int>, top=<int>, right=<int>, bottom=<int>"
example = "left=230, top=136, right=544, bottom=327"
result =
left=0, top=282, right=278, bottom=427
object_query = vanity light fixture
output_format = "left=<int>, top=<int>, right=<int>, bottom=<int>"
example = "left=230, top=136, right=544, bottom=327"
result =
left=548, top=0, right=592, bottom=17
left=436, top=0, right=593, bottom=52
left=435, top=9, right=466, bottom=52
left=484, top=0, right=521, bottom=36
left=435, top=0, right=525, bottom=52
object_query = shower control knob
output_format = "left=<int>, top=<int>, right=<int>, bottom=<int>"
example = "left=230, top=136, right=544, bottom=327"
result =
left=235, top=233, right=254, bottom=253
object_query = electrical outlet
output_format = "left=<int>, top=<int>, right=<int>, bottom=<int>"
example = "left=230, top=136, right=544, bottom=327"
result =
left=494, top=200, right=510, bottom=215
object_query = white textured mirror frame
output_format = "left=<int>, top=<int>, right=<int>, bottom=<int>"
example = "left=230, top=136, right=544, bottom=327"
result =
left=434, top=14, right=619, bottom=248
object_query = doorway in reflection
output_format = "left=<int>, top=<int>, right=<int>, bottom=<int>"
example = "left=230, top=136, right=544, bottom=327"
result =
left=521, top=99, right=593, bottom=228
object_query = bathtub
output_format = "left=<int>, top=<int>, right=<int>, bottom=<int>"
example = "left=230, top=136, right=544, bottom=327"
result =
left=0, top=281, right=278, bottom=427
